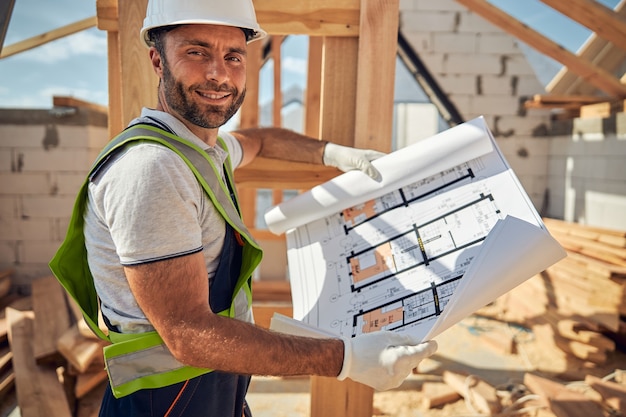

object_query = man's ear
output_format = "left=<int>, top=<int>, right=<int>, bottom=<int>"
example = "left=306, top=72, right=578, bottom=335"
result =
left=149, top=48, right=163, bottom=77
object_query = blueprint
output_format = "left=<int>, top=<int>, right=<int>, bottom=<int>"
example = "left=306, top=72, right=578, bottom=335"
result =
left=265, top=117, right=566, bottom=342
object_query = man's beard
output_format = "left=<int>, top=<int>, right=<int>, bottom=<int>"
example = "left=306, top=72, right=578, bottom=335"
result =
left=162, top=62, right=245, bottom=129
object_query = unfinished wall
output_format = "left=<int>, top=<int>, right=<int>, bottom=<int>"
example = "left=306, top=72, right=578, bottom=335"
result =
left=0, top=107, right=108, bottom=289
left=546, top=114, right=626, bottom=230
left=400, top=0, right=553, bottom=213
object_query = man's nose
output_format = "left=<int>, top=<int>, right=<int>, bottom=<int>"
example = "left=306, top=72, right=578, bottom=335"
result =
left=205, top=58, right=228, bottom=83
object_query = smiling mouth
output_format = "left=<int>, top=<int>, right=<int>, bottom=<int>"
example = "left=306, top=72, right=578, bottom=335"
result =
left=198, top=91, right=231, bottom=100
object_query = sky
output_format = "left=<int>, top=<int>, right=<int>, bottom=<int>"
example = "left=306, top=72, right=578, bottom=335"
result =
left=0, top=0, right=621, bottom=110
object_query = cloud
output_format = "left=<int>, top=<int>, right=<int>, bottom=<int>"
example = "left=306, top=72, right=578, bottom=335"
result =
left=9, top=29, right=107, bottom=64
left=282, top=56, right=307, bottom=76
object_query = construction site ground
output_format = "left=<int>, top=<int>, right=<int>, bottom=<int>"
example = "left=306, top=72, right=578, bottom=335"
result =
left=2, top=309, right=625, bottom=417
left=244, top=313, right=626, bottom=417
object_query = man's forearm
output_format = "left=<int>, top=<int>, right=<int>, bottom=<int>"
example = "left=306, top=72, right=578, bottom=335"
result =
left=233, top=127, right=328, bottom=166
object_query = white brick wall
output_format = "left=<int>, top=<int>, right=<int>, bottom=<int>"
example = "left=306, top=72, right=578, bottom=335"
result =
left=400, top=0, right=554, bottom=214
left=0, top=108, right=108, bottom=288
left=547, top=125, right=626, bottom=229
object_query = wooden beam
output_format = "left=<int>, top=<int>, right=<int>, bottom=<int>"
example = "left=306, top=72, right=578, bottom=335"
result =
left=310, top=377, right=374, bottom=417
left=304, top=36, right=323, bottom=138
left=272, top=36, right=284, bottom=127
left=118, top=0, right=157, bottom=129
left=353, top=0, right=398, bottom=152
left=237, top=39, right=263, bottom=229
left=53, top=96, right=108, bottom=114
left=235, top=158, right=339, bottom=189
left=7, top=307, right=73, bottom=417
left=539, top=0, right=626, bottom=53
left=254, top=0, right=360, bottom=36
left=96, top=0, right=119, bottom=32
left=524, top=373, right=606, bottom=417
left=32, top=276, right=72, bottom=365
left=455, top=0, right=626, bottom=98
left=547, top=0, right=626, bottom=95
left=105, top=30, right=123, bottom=138
left=320, top=37, right=359, bottom=146
left=306, top=12, right=380, bottom=417
left=0, top=16, right=97, bottom=59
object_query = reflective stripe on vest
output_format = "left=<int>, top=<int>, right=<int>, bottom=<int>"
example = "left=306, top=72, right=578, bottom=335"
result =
left=49, top=124, right=263, bottom=398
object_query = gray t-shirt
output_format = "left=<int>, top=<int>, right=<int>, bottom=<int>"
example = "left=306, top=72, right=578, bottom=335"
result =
left=84, top=108, right=251, bottom=333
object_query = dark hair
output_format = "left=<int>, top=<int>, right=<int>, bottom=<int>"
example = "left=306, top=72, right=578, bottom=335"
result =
left=147, top=25, right=180, bottom=56
left=241, top=28, right=256, bottom=42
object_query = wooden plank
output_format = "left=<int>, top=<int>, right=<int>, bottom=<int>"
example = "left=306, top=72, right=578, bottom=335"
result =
left=0, top=345, right=14, bottom=400
left=585, top=374, right=626, bottom=414
left=66, top=294, right=108, bottom=340
left=96, top=0, right=119, bottom=31
left=524, top=373, right=605, bottom=417
left=32, top=276, right=72, bottom=364
left=105, top=30, right=123, bottom=138
left=310, top=377, right=374, bottom=417
left=544, top=217, right=626, bottom=248
left=304, top=36, right=323, bottom=139
left=75, top=370, right=108, bottom=399
left=548, top=0, right=626, bottom=96
left=75, top=380, right=106, bottom=417
left=57, top=325, right=108, bottom=374
left=235, top=158, right=339, bottom=189
left=240, top=39, right=262, bottom=129
left=320, top=37, right=359, bottom=147
left=580, top=100, right=625, bottom=119
left=6, top=307, right=72, bottom=417
left=272, top=35, right=284, bottom=127
left=552, top=234, right=626, bottom=267
left=0, top=269, right=11, bottom=299
left=254, top=0, right=360, bottom=36
left=557, top=320, right=615, bottom=352
left=443, top=370, right=501, bottom=415
left=118, top=0, right=157, bottom=129
left=353, top=0, right=398, bottom=152
left=237, top=39, right=262, bottom=229
left=308, top=14, right=374, bottom=417
left=455, top=0, right=626, bottom=97
left=251, top=302, right=293, bottom=329
left=420, top=381, right=461, bottom=409
left=539, top=0, right=626, bottom=52
left=252, top=280, right=292, bottom=302
left=52, top=96, right=108, bottom=114
left=0, top=16, right=97, bottom=59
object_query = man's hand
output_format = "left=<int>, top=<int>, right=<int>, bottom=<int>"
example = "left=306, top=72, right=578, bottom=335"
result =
left=338, top=331, right=437, bottom=391
left=323, top=142, right=385, bottom=181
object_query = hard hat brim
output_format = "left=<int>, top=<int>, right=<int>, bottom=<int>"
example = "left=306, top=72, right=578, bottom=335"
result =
left=140, top=18, right=267, bottom=48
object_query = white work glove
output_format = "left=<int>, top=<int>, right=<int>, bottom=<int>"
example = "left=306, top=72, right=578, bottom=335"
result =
left=323, top=142, right=385, bottom=181
left=338, top=331, right=437, bottom=391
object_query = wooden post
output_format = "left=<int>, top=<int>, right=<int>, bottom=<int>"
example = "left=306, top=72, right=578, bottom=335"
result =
left=354, top=0, right=399, bottom=152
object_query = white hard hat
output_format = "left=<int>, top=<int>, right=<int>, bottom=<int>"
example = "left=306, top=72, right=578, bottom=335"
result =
left=140, top=0, right=267, bottom=48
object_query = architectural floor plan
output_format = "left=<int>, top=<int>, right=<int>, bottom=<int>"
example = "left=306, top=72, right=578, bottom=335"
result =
left=266, top=117, right=566, bottom=341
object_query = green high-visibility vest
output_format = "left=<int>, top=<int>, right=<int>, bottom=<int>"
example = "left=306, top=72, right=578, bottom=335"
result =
left=49, top=124, right=263, bottom=398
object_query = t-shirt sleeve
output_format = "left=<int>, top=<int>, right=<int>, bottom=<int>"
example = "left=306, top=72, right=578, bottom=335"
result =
left=217, top=130, right=243, bottom=169
left=94, top=143, right=205, bottom=265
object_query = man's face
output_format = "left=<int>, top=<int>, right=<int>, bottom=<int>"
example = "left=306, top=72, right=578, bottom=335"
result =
left=158, top=24, right=248, bottom=130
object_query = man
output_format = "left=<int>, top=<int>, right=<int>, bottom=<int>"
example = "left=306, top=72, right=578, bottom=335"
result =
left=50, top=0, right=438, bottom=415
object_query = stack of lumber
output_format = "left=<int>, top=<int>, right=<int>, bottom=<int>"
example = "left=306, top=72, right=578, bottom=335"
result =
left=419, top=369, right=626, bottom=416
left=490, top=217, right=626, bottom=368
left=3, top=275, right=109, bottom=417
